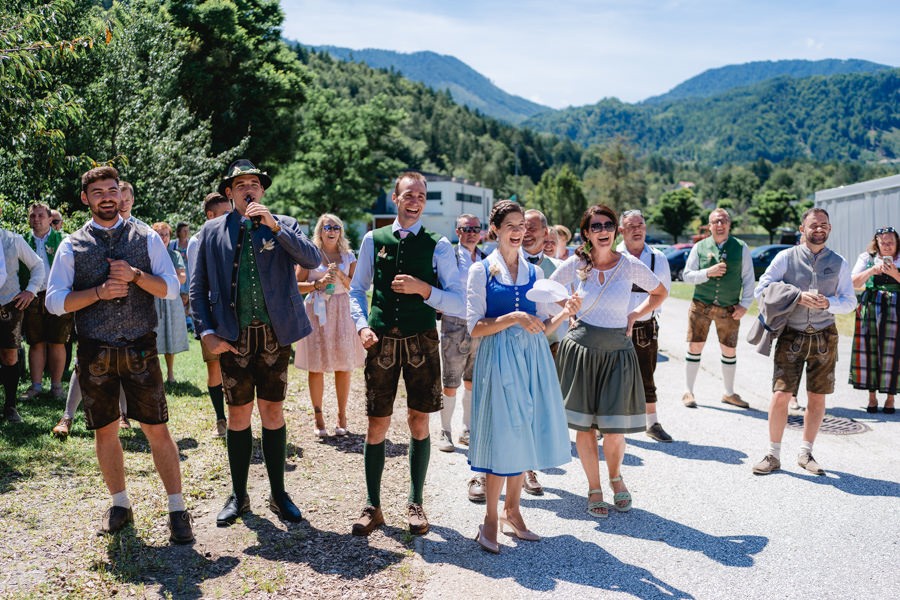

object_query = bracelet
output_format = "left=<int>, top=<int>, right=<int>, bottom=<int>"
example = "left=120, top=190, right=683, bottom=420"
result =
left=313, top=281, right=321, bottom=291
left=95, top=286, right=102, bottom=300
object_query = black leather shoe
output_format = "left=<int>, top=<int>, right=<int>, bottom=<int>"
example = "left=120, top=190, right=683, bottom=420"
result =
left=216, top=493, right=250, bottom=527
left=99, top=506, right=133, bottom=535
left=168, top=510, right=195, bottom=544
left=269, top=491, right=303, bottom=522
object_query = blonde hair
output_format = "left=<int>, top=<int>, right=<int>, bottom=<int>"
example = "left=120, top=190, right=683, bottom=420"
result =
left=151, top=221, right=172, bottom=237
left=312, top=213, right=351, bottom=257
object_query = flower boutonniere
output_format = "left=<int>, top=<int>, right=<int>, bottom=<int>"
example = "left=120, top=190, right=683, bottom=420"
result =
left=377, top=246, right=388, bottom=259
left=46, top=246, right=55, bottom=256
left=707, top=252, right=717, bottom=262
left=259, top=238, right=276, bottom=254
left=488, top=263, right=501, bottom=281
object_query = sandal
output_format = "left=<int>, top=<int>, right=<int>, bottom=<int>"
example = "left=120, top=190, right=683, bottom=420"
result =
left=610, top=476, right=632, bottom=512
left=586, top=488, right=609, bottom=518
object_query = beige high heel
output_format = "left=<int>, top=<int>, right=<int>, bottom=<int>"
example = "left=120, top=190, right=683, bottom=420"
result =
left=499, top=517, right=540, bottom=541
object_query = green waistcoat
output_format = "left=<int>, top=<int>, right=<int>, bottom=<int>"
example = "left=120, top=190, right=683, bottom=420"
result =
left=19, top=228, right=64, bottom=290
left=237, top=222, right=270, bottom=327
left=693, top=236, right=746, bottom=306
left=369, top=225, right=440, bottom=335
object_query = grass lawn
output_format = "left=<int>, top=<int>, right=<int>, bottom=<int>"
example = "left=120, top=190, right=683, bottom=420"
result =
left=668, top=282, right=855, bottom=337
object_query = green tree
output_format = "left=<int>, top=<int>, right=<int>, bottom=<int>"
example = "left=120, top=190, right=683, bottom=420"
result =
left=749, top=189, right=799, bottom=243
left=0, top=0, right=100, bottom=204
left=648, top=187, right=702, bottom=243
left=265, top=90, right=405, bottom=222
left=581, top=139, right=647, bottom=212
left=525, top=165, right=586, bottom=231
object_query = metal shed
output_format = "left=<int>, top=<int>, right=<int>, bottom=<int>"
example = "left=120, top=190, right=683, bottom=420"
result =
left=815, top=174, right=900, bottom=264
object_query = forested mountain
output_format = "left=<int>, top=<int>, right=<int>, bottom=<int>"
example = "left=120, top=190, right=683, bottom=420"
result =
left=308, top=45, right=551, bottom=124
left=644, top=58, right=893, bottom=104
left=524, top=68, right=900, bottom=164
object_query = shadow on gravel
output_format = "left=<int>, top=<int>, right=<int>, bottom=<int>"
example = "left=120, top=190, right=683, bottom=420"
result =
left=523, top=488, right=768, bottom=568
left=241, top=513, right=407, bottom=578
left=824, top=406, right=898, bottom=422
left=781, top=469, right=900, bottom=497
left=102, top=527, right=239, bottom=599
left=313, top=432, right=409, bottom=457
left=422, top=524, right=694, bottom=598
left=626, top=438, right=748, bottom=465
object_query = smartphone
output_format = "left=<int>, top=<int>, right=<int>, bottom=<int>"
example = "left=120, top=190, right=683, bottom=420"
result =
left=883, top=255, right=894, bottom=268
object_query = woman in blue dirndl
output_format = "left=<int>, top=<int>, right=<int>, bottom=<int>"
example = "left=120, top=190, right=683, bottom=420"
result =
left=466, top=200, right=579, bottom=554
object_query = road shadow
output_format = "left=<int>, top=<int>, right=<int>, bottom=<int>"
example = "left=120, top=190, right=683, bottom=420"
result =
left=102, top=525, right=238, bottom=599
left=422, top=524, right=694, bottom=598
left=626, top=437, right=748, bottom=465
left=241, top=513, right=408, bottom=579
left=526, top=487, right=767, bottom=568
left=824, top=406, right=897, bottom=422
left=780, top=469, right=900, bottom=498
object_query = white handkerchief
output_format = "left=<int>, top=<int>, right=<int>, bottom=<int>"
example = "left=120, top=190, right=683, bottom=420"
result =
left=526, top=278, right=569, bottom=303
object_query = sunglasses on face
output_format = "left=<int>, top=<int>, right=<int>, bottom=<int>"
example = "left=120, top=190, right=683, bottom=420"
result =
left=51, top=220, right=61, bottom=225
left=876, top=227, right=896, bottom=235
left=457, top=226, right=481, bottom=234
left=322, top=224, right=342, bottom=232
left=589, top=221, right=617, bottom=233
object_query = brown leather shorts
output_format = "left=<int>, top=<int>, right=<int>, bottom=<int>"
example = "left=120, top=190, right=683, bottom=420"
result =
left=219, top=322, right=291, bottom=405
left=687, top=299, right=741, bottom=348
left=773, top=325, right=839, bottom=395
left=364, top=327, right=442, bottom=417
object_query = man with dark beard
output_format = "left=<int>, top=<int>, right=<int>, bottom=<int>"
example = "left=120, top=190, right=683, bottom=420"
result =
left=751, top=208, right=856, bottom=476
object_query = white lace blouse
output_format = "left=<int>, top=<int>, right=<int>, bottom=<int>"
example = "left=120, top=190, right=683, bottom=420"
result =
left=550, top=253, right=660, bottom=328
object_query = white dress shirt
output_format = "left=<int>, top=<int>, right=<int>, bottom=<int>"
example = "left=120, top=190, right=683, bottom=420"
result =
left=0, top=229, right=44, bottom=304
left=754, top=246, right=857, bottom=315
left=616, top=242, right=671, bottom=321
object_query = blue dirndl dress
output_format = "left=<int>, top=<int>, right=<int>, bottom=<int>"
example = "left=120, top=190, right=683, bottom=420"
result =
left=468, top=260, right=571, bottom=476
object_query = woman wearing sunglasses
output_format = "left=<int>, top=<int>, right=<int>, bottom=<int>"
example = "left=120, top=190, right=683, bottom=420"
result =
left=294, top=214, right=366, bottom=436
left=849, top=226, right=900, bottom=414
left=551, top=205, right=667, bottom=518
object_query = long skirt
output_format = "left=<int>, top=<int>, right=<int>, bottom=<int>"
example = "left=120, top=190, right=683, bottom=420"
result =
left=849, top=289, right=900, bottom=394
left=556, top=322, right=646, bottom=433
left=155, top=297, right=189, bottom=355
left=468, top=325, right=571, bottom=476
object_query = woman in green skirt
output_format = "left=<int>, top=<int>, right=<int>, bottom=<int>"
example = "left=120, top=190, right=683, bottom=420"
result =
left=551, top=205, right=667, bottom=518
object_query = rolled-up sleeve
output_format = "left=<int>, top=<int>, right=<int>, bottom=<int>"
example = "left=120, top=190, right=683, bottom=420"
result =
left=147, top=232, right=179, bottom=300
left=45, top=238, right=75, bottom=315
left=427, top=238, right=465, bottom=317
left=827, top=261, right=858, bottom=315
left=349, top=232, right=375, bottom=331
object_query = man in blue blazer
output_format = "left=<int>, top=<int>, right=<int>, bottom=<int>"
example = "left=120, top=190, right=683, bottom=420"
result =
left=191, top=159, right=322, bottom=526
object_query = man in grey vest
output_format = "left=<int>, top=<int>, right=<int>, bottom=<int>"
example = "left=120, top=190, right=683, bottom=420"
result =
left=348, top=171, right=465, bottom=537
left=682, top=208, right=755, bottom=409
left=752, top=208, right=856, bottom=476
left=45, top=166, right=193, bottom=543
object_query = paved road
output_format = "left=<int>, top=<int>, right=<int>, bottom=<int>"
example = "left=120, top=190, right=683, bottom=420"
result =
left=418, top=297, right=899, bottom=599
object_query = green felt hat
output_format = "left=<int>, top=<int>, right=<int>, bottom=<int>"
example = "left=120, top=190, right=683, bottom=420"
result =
left=218, top=159, right=272, bottom=196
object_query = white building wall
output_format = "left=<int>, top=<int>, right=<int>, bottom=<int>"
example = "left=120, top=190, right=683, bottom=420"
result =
left=814, top=174, right=900, bottom=263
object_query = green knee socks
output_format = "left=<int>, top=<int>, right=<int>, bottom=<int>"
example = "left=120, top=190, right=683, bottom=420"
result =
left=408, top=436, right=430, bottom=505
left=261, top=425, right=287, bottom=497
left=227, top=426, right=252, bottom=500
left=364, top=441, right=386, bottom=507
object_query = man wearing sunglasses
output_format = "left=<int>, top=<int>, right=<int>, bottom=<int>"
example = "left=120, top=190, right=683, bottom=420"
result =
left=437, top=214, right=486, bottom=500
left=20, top=202, right=74, bottom=402
left=616, top=209, right=673, bottom=442
left=50, top=210, right=64, bottom=232
left=682, top=208, right=755, bottom=410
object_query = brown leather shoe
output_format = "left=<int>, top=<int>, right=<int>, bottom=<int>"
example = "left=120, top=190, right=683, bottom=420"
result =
left=99, top=506, right=133, bottom=535
left=467, top=476, right=486, bottom=503
left=523, top=470, right=543, bottom=496
left=407, top=502, right=429, bottom=535
left=351, top=506, right=384, bottom=537
left=722, top=394, right=749, bottom=409
left=52, top=417, right=73, bottom=439
left=168, top=510, right=195, bottom=544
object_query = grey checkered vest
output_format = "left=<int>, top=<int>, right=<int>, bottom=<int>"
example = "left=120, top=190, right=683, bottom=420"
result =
left=784, top=245, right=844, bottom=332
left=70, top=221, right=156, bottom=344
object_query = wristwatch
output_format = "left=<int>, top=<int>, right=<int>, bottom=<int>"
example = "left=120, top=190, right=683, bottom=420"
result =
left=132, top=268, right=144, bottom=282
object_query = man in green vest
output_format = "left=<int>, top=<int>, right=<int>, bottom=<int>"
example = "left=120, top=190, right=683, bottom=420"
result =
left=21, top=202, right=74, bottom=400
left=348, top=171, right=465, bottom=537
left=682, top=208, right=755, bottom=409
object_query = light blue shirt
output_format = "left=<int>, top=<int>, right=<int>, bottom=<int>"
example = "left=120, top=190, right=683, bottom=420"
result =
left=349, top=220, right=465, bottom=331
left=755, top=246, right=857, bottom=315
left=46, top=217, right=180, bottom=315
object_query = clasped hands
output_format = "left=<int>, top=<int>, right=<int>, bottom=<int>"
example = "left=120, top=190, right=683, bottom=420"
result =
left=96, top=258, right=141, bottom=301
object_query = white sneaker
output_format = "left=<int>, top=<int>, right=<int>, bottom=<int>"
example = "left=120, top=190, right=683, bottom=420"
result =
left=437, top=430, right=454, bottom=452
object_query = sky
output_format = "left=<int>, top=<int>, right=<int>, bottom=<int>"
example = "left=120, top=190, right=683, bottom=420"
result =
left=279, top=0, right=899, bottom=109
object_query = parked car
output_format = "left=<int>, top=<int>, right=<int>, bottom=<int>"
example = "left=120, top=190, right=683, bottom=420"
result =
left=651, top=244, right=673, bottom=255
left=751, top=244, right=793, bottom=279
left=671, top=242, right=694, bottom=250
left=665, top=247, right=691, bottom=281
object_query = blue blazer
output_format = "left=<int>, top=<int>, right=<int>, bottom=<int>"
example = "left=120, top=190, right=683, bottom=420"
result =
left=190, top=210, right=322, bottom=346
